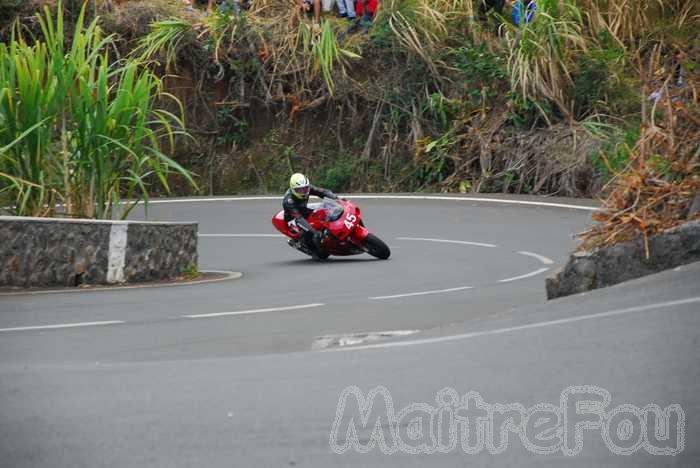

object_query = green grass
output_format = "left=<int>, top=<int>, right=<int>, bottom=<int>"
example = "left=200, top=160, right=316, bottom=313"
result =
left=0, top=1, right=196, bottom=218
left=7, top=0, right=693, bottom=198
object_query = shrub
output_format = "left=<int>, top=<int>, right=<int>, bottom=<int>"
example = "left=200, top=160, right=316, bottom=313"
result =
left=0, top=2, right=196, bottom=218
left=316, top=155, right=356, bottom=191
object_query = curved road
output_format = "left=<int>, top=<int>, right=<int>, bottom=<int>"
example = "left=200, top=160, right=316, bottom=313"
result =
left=0, top=196, right=698, bottom=467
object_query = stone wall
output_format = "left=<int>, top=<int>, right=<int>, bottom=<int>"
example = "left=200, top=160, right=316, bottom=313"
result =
left=0, top=216, right=197, bottom=288
left=124, top=223, right=198, bottom=282
left=546, top=220, right=700, bottom=299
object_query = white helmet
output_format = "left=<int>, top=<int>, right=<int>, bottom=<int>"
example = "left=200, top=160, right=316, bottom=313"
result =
left=290, top=173, right=310, bottom=199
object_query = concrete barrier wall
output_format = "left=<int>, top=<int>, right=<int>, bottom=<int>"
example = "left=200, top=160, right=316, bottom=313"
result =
left=0, top=216, right=197, bottom=288
left=546, top=220, right=700, bottom=299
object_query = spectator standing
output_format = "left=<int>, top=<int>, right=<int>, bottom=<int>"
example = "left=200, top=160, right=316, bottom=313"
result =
left=478, top=0, right=505, bottom=33
left=336, top=0, right=357, bottom=20
left=479, top=0, right=505, bottom=16
left=512, top=0, right=537, bottom=26
left=299, top=0, right=321, bottom=22
left=347, top=0, right=378, bottom=33
left=356, top=0, right=378, bottom=23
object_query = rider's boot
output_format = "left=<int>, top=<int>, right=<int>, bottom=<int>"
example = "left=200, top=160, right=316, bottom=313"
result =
left=308, top=231, right=323, bottom=260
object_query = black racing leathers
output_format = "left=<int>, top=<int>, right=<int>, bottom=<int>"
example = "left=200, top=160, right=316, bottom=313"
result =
left=283, top=186, right=337, bottom=255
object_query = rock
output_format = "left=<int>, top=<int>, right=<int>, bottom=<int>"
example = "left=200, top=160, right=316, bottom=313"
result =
left=547, top=220, right=700, bottom=299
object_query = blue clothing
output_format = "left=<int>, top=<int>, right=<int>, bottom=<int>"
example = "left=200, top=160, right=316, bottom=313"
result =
left=512, top=0, right=537, bottom=26
left=337, top=0, right=356, bottom=19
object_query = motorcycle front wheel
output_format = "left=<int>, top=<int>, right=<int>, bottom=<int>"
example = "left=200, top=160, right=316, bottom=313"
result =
left=364, top=233, right=391, bottom=260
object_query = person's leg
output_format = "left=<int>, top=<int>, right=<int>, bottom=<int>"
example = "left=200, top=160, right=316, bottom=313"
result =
left=295, top=211, right=322, bottom=258
left=313, top=0, right=321, bottom=21
left=361, top=0, right=377, bottom=22
left=369, top=0, right=378, bottom=16
left=344, top=0, right=356, bottom=19
left=512, top=0, right=521, bottom=26
left=300, top=0, right=316, bottom=19
left=336, top=0, right=347, bottom=17
left=525, top=0, right=537, bottom=23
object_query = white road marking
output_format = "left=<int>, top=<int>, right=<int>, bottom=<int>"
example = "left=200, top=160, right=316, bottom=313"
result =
left=312, top=330, right=420, bottom=350
left=395, top=238, right=554, bottom=285
left=0, top=271, right=242, bottom=296
left=323, top=297, right=700, bottom=352
left=370, top=286, right=474, bottom=300
left=199, top=234, right=283, bottom=238
left=517, top=251, right=555, bottom=265
left=498, top=267, right=550, bottom=283
left=0, top=320, right=125, bottom=333
left=183, top=303, right=325, bottom=319
left=0, top=215, right=191, bottom=226
left=353, top=195, right=598, bottom=211
left=137, top=195, right=599, bottom=211
left=145, top=197, right=277, bottom=204
left=396, top=237, right=497, bottom=248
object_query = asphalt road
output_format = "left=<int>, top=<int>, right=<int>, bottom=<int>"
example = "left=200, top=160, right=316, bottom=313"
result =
left=0, top=195, right=698, bottom=467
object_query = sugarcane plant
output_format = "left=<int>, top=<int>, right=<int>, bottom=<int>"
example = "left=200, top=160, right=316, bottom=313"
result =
left=0, top=1, right=196, bottom=219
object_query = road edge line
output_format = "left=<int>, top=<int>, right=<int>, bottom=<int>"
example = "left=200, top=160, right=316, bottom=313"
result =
left=0, top=271, right=242, bottom=297
left=322, top=297, right=700, bottom=352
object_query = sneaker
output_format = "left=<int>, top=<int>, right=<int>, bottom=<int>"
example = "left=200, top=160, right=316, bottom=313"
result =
left=336, top=12, right=347, bottom=18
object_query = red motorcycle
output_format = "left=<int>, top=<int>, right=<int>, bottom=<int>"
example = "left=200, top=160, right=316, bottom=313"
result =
left=272, top=198, right=391, bottom=260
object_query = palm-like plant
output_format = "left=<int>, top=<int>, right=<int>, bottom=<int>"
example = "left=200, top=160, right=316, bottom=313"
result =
left=134, top=17, right=195, bottom=71
left=312, top=21, right=360, bottom=94
left=0, top=2, right=196, bottom=219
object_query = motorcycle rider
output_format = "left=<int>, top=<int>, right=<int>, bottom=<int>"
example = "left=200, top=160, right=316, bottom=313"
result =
left=283, top=173, right=338, bottom=258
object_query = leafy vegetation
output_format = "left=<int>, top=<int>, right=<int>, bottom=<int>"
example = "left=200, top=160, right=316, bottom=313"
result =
left=578, top=54, right=699, bottom=253
left=0, top=2, right=195, bottom=218
left=1, top=0, right=697, bottom=207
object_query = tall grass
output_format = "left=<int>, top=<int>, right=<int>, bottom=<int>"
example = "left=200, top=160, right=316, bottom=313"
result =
left=0, top=2, right=195, bottom=219
left=376, top=0, right=451, bottom=79
left=580, top=0, right=665, bottom=47
left=134, top=17, right=195, bottom=71
left=504, top=0, right=587, bottom=121
left=60, top=0, right=696, bottom=197
left=313, top=21, right=360, bottom=94
left=135, top=3, right=360, bottom=102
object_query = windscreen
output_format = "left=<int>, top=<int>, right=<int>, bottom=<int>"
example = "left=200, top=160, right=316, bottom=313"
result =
left=323, top=199, right=344, bottom=221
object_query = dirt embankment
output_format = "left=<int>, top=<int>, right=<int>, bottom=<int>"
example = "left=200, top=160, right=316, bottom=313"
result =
left=3, top=0, right=696, bottom=203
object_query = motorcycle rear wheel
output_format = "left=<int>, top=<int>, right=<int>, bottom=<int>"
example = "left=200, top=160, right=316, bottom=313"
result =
left=364, top=234, right=391, bottom=260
